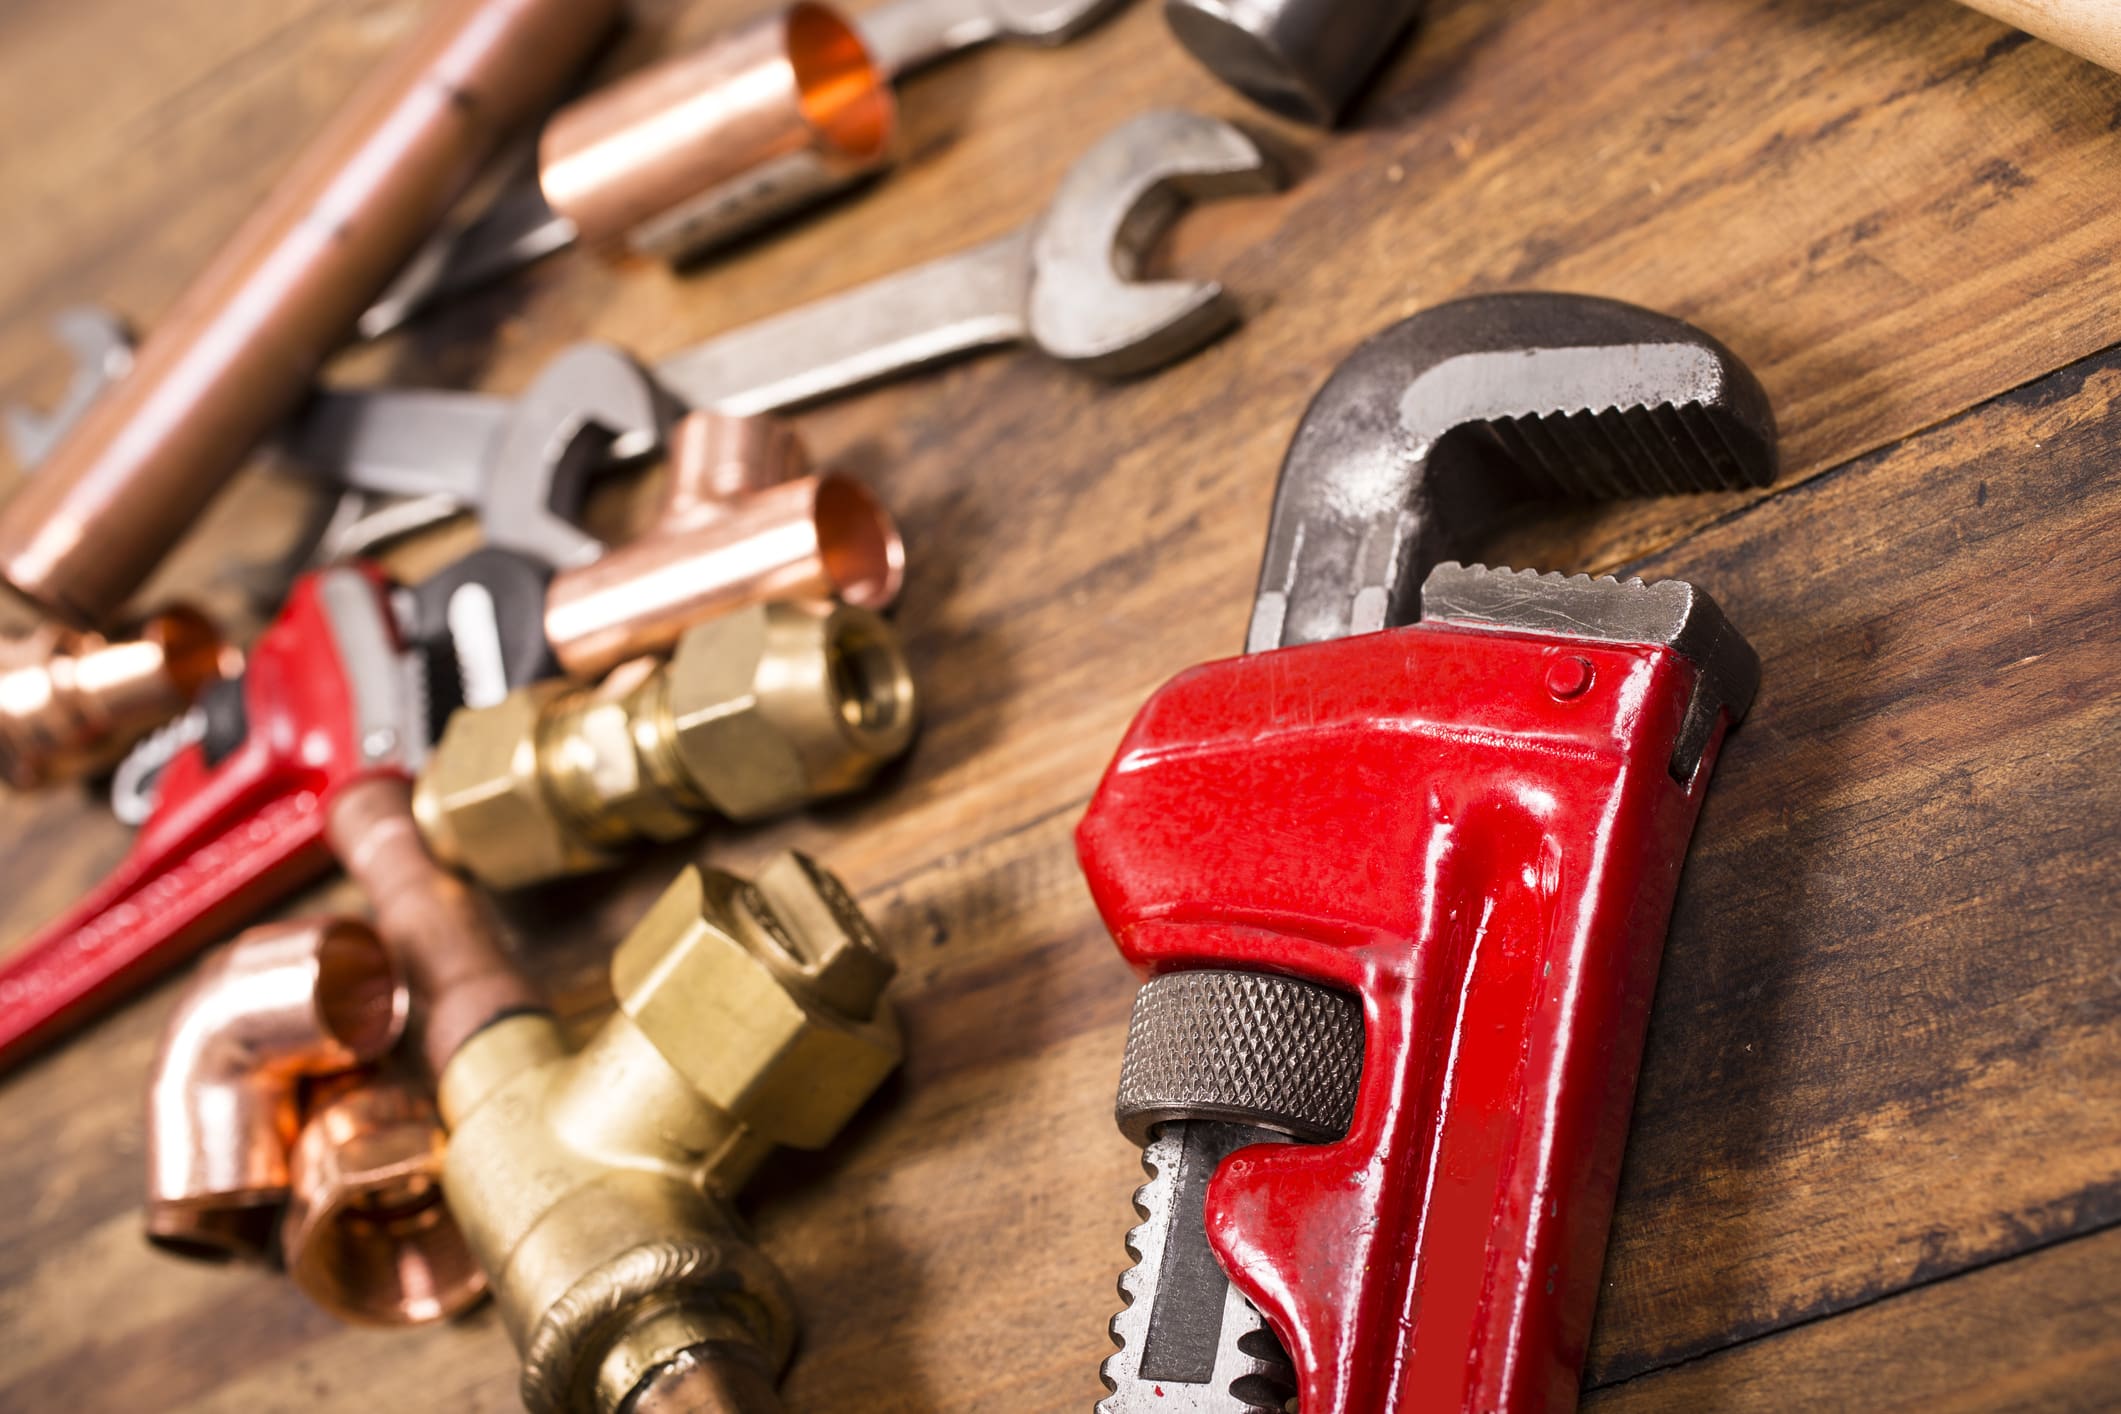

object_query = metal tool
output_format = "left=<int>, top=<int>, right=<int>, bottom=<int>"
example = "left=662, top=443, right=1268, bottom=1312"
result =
left=1079, top=292, right=1776, bottom=1413
left=0, top=566, right=438, bottom=1074
left=358, top=0, right=1133, bottom=338
left=0, top=0, right=620, bottom=629
left=3, top=307, right=133, bottom=471
left=1164, top=0, right=1424, bottom=126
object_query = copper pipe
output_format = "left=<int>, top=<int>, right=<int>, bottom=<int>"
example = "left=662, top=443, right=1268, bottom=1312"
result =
left=0, top=0, right=622, bottom=628
left=544, top=411, right=902, bottom=680
left=144, top=918, right=406, bottom=1262
left=0, top=604, right=229, bottom=789
left=540, top=2, right=895, bottom=262
left=283, top=1073, right=486, bottom=1326
left=325, top=775, right=543, bottom=1076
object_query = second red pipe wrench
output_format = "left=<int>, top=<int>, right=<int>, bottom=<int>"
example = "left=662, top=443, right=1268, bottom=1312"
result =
left=0, top=566, right=431, bottom=1073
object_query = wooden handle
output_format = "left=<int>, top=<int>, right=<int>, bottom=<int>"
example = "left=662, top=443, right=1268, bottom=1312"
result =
left=1960, top=0, right=2121, bottom=72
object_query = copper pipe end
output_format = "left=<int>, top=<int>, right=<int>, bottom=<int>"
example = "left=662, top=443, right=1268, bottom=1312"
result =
left=145, top=918, right=405, bottom=1263
left=545, top=411, right=902, bottom=681
left=325, top=775, right=544, bottom=1076
left=539, top=3, right=895, bottom=262
left=0, top=603, right=230, bottom=790
left=283, top=1076, right=486, bottom=1325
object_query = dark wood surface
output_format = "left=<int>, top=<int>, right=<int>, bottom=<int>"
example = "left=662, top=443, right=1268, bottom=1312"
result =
left=1, top=0, right=2117, bottom=1409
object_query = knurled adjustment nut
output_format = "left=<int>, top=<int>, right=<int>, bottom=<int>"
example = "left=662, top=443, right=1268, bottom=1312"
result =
left=610, top=856, right=900, bottom=1152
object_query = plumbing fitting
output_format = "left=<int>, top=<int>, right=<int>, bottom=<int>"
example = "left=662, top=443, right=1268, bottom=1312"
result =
left=0, top=605, right=228, bottom=789
left=144, top=917, right=406, bottom=1262
left=414, top=599, right=917, bottom=889
left=435, top=854, right=900, bottom=1414
left=544, top=409, right=903, bottom=681
left=539, top=3, right=896, bottom=263
left=282, top=1073, right=486, bottom=1326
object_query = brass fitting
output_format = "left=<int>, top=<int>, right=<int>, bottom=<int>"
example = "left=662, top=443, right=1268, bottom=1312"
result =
left=0, top=604, right=229, bottom=789
left=436, top=854, right=899, bottom=1413
left=144, top=918, right=406, bottom=1262
left=282, top=1075, right=486, bottom=1326
left=414, top=599, right=916, bottom=889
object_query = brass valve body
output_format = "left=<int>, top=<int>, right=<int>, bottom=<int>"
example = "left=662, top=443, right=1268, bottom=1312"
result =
left=436, top=854, right=900, bottom=1414
left=414, top=599, right=916, bottom=889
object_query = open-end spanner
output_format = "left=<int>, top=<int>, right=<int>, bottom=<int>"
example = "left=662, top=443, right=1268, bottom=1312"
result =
left=1079, top=292, right=1776, bottom=1414
left=294, top=108, right=1278, bottom=546
left=3, top=307, right=134, bottom=473
left=356, top=0, right=1137, bottom=339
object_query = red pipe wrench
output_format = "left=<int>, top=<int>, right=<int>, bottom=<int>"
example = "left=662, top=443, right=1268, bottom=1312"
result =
left=0, top=565, right=427, bottom=1072
left=1080, top=295, right=1776, bottom=1412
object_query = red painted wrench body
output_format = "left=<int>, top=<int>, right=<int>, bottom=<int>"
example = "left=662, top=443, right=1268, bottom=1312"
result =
left=0, top=566, right=408, bottom=1071
left=1079, top=606, right=1743, bottom=1411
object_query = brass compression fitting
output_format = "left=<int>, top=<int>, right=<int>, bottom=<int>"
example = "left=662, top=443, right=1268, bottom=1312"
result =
left=414, top=599, right=916, bottom=889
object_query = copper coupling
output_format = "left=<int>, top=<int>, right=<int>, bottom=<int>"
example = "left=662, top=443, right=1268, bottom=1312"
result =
left=540, top=3, right=896, bottom=263
left=143, top=915, right=483, bottom=1324
left=545, top=408, right=903, bottom=681
left=0, top=605, right=228, bottom=789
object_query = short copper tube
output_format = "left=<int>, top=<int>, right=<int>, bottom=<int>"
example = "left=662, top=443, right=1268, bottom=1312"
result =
left=144, top=918, right=406, bottom=1262
left=0, top=604, right=228, bottom=789
left=539, top=2, right=895, bottom=263
left=0, top=0, right=621, bottom=627
left=324, top=775, right=544, bottom=1077
left=544, top=411, right=903, bottom=681
left=283, top=1075, right=486, bottom=1325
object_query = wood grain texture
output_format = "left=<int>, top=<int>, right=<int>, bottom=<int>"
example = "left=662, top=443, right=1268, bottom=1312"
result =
left=0, top=0, right=2117, bottom=1409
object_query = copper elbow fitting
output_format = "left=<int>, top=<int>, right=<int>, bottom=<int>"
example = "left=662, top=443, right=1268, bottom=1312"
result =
left=539, top=3, right=895, bottom=263
left=144, top=918, right=406, bottom=1262
left=0, top=604, right=228, bottom=789
left=0, top=0, right=621, bottom=626
left=545, top=410, right=903, bottom=681
left=283, top=1075, right=486, bottom=1326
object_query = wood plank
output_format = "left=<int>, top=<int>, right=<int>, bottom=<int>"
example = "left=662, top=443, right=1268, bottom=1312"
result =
left=0, top=0, right=2118, bottom=1408
left=1588, top=1226, right=2121, bottom=1412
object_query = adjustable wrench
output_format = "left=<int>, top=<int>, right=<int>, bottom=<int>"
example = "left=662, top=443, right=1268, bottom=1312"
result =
left=0, top=566, right=437, bottom=1073
left=1079, top=293, right=1776, bottom=1413
left=293, top=109, right=1278, bottom=550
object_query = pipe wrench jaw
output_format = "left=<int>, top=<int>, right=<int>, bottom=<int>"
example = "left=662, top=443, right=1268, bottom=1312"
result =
left=0, top=565, right=430, bottom=1073
left=1082, top=563, right=1756, bottom=1413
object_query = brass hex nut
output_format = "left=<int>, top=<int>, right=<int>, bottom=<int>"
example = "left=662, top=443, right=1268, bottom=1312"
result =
left=663, top=601, right=916, bottom=823
left=413, top=684, right=609, bottom=889
left=611, top=857, right=900, bottom=1151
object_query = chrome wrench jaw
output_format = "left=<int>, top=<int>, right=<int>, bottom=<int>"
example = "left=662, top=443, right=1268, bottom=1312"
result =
left=1100, top=1123, right=1297, bottom=1414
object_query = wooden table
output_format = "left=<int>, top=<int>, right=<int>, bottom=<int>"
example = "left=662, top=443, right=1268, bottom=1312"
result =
left=2, top=0, right=2117, bottom=1408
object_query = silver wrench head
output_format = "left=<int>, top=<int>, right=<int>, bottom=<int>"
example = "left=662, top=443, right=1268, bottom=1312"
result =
left=480, top=342, right=665, bottom=569
left=5, top=305, right=134, bottom=472
left=1028, top=110, right=1282, bottom=376
left=989, top=0, right=1134, bottom=44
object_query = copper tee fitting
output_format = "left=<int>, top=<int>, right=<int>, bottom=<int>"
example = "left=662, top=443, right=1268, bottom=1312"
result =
left=544, top=410, right=903, bottom=681
left=283, top=1074, right=486, bottom=1326
left=540, top=3, right=895, bottom=263
left=416, top=599, right=918, bottom=889
left=144, top=918, right=406, bottom=1262
left=0, top=0, right=622, bottom=627
left=436, top=855, right=899, bottom=1413
left=0, top=604, right=228, bottom=789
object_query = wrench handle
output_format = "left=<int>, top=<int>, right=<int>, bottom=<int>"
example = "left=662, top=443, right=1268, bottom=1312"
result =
left=653, top=229, right=1031, bottom=415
